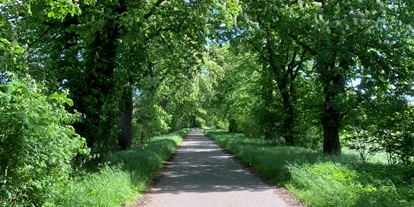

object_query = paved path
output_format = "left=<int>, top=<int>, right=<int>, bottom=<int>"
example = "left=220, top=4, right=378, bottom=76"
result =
left=144, top=130, right=289, bottom=207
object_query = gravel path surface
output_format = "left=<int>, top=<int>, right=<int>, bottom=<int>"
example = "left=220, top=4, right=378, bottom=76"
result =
left=142, top=130, right=290, bottom=207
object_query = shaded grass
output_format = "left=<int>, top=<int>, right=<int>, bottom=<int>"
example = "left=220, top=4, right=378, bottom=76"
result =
left=205, top=129, right=414, bottom=207
left=57, top=129, right=190, bottom=207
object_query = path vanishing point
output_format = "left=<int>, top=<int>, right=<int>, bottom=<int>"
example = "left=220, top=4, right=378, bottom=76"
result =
left=142, top=130, right=290, bottom=207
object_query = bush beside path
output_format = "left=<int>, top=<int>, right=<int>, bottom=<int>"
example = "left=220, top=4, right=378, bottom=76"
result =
left=57, top=129, right=190, bottom=207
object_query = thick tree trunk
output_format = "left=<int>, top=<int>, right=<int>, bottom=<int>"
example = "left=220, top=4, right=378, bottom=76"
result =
left=229, top=118, right=238, bottom=133
left=322, top=87, right=342, bottom=154
left=321, top=60, right=347, bottom=154
left=67, top=2, right=128, bottom=153
left=118, top=86, right=133, bottom=150
left=190, top=115, right=196, bottom=128
left=322, top=120, right=341, bottom=154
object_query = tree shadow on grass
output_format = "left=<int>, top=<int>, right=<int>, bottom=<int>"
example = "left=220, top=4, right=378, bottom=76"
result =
left=350, top=163, right=414, bottom=207
left=206, top=130, right=414, bottom=207
left=207, top=131, right=360, bottom=184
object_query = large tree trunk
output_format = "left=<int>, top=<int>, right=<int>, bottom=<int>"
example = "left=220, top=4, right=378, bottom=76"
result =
left=229, top=118, right=238, bottom=133
left=322, top=119, right=341, bottom=154
left=321, top=60, right=347, bottom=154
left=262, top=84, right=274, bottom=140
left=190, top=115, right=196, bottom=128
left=65, top=1, right=128, bottom=153
left=321, top=88, right=342, bottom=154
left=118, top=86, right=133, bottom=150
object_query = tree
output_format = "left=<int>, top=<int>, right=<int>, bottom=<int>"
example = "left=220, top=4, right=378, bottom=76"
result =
left=230, top=2, right=310, bottom=144
left=239, top=0, right=414, bottom=154
left=22, top=0, right=240, bottom=152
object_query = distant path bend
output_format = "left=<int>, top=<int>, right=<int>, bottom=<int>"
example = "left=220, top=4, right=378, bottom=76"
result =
left=143, top=129, right=290, bottom=207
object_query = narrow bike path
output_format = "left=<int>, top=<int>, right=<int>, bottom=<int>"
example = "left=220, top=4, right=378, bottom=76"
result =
left=144, top=130, right=289, bottom=207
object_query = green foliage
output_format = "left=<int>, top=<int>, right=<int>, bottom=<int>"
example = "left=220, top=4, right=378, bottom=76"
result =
left=57, top=129, right=190, bottom=207
left=0, top=74, right=89, bottom=206
left=202, top=44, right=268, bottom=137
left=133, top=93, right=172, bottom=143
left=230, top=0, right=414, bottom=154
left=344, top=95, right=414, bottom=165
left=287, top=163, right=414, bottom=207
left=206, top=129, right=414, bottom=207
left=203, top=44, right=323, bottom=147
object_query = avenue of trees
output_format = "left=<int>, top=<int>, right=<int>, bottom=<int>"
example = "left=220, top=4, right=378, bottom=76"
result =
left=206, top=0, right=414, bottom=156
left=1, top=0, right=414, bottom=206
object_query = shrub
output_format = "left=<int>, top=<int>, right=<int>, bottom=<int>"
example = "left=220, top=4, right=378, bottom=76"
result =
left=57, top=129, right=190, bottom=206
left=0, top=74, right=89, bottom=206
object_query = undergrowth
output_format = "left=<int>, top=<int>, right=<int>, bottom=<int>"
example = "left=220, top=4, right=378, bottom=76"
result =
left=205, top=129, right=414, bottom=207
left=56, top=129, right=190, bottom=207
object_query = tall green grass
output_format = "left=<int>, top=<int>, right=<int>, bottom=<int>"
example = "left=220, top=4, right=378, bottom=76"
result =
left=205, top=129, right=414, bottom=207
left=57, top=129, right=190, bottom=207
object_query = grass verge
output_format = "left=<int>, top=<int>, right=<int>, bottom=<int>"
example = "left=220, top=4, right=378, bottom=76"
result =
left=56, top=129, right=190, bottom=207
left=205, top=129, right=414, bottom=207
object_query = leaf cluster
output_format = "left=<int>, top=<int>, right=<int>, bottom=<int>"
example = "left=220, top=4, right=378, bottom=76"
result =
left=0, top=74, right=89, bottom=206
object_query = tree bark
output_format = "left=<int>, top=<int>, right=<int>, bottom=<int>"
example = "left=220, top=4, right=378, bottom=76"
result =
left=321, top=60, right=347, bottom=154
left=322, top=118, right=341, bottom=154
left=321, top=86, right=342, bottom=154
left=266, top=37, right=299, bottom=144
left=281, top=90, right=294, bottom=145
left=229, top=118, right=238, bottom=133
left=190, top=115, right=196, bottom=128
left=261, top=63, right=274, bottom=140
left=118, top=86, right=133, bottom=150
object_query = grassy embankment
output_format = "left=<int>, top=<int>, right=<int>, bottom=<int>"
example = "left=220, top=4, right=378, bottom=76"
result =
left=57, top=129, right=191, bottom=207
left=205, top=129, right=414, bottom=207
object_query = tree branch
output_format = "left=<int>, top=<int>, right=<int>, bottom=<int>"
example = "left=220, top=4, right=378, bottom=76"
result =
left=289, top=35, right=317, bottom=56
left=144, top=16, right=187, bottom=41
left=293, top=50, right=306, bottom=79
left=27, top=28, right=51, bottom=48
left=246, top=37, right=262, bottom=54
left=288, top=50, right=297, bottom=71
left=160, top=34, right=174, bottom=54
left=340, top=98, right=362, bottom=121
left=143, top=0, right=168, bottom=20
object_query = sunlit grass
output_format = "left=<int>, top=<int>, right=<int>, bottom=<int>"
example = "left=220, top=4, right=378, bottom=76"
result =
left=206, top=129, right=414, bottom=207
left=57, top=129, right=190, bottom=207
left=341, top=147, right=389, bottom=164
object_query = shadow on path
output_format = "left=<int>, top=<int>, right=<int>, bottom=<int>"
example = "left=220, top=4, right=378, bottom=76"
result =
left=144, top=130, right=288, bottom=207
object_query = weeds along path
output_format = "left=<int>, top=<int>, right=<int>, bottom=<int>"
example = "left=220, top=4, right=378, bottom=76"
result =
left=141, top=130, right=289, bottom=207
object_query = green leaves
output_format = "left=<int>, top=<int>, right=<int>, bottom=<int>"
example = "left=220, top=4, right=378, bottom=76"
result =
left=49, top=92, right=74, bottom=106
left=0, top=74, right=88, bottom=206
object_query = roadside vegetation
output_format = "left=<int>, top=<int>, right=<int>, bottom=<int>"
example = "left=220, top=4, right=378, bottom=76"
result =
left=57, top=129, right=189, bottom=207
left=206, top=129, right=414, bottom=207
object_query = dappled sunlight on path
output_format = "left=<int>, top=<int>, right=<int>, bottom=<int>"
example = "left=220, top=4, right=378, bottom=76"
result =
left=144, top=130, right=289, bottom=207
